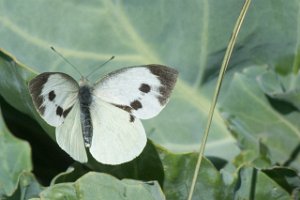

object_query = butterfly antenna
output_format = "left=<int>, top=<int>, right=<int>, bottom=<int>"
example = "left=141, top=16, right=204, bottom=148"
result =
left=86, top=56, right=115, bottom=79
left=50, top=46, right=83, bottom=77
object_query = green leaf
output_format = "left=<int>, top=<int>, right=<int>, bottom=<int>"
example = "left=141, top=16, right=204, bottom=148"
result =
left=0, top=50, right=54, bottom=139
left=158, top=147, right=295, bottom=200
left=34, top=172, right=164, bottom=200
left=9, top=173, right=42, bottom=200
left=262, top=167, right=300, bottom=195
left=0, top=107, right=32, bottom=197
left=52, top=140, right=164, bottom=187
left=158, top=148, right=235, bottom=200
left=220, top=66, right=300, bottom=170
left=1, top=0, right=300, bottom=198
left=232, top=140, right=272, bottom=169
left=257, top=69, right=300, bottom=110
left=234, top=166, right=291, bottom=200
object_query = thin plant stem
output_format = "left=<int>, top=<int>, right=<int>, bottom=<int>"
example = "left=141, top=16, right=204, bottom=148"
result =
left=187, top=0, right=251, bottom=199
left=292, top=4, right=300, bottom=74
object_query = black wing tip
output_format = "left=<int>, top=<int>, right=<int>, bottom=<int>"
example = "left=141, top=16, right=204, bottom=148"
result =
left=146, top=65, right=178, bottom=106
left=28, top=73, right=53, bottom=115
left=147, top=64, right=178, bottom=85
left=147, top=64, right=178, bottom=75
left=148, top=64, right=178, bottom=81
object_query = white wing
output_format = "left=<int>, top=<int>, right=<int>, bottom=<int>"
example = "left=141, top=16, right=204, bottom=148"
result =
left=29, top=72, right=79, bottom=126
left=56, top=101, right=88, bottom=163
left=89, top=99, right=147, bottom=165
left=93, top=65, right=178, bottom=119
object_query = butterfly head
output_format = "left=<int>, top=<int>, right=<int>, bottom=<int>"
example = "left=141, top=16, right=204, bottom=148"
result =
left=79, top=76, right=90, bottom=87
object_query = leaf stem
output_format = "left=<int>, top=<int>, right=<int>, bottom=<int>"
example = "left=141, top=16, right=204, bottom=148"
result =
left=292, top=3, right=300, bottom=74
left=292, top=49, right=300, bottom=74
left=187, top=1, right=251, bottom=200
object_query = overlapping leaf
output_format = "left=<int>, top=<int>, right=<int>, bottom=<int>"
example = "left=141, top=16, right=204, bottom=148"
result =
left=0, top=107, right=32, bottom=197
left=220, top=66, right=300, bottom=170
left=257, top=69, right=300, bottom=110
left=32, top=172, right=165, bottom=200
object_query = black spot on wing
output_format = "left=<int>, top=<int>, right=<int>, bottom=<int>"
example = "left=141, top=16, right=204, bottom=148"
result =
left=63, top=106, right=73, bottom=118
left=139, top=83, right=151, bottom=93
left=130, top=100, right=142, bottom=110
left=130, top=115, right=135, bottom=122
left=48, top=90, right=56, bottom=101
left=113, top=104, right=132, bottom=113
left=56, top=106, right=63, bottom=116
left=112, top=103, right=137, bottom=124
left=147, top=65, right=178, bottom=105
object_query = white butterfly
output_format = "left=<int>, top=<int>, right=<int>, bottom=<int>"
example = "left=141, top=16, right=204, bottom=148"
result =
left=28, top=65, right=178, bottom=165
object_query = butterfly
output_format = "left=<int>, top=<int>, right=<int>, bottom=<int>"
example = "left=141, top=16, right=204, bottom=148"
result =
left=28, top=64, right=178, bottom=165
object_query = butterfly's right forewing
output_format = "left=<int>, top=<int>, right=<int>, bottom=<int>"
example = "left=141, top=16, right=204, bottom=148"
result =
left=29, top=72, right=79, bottom=126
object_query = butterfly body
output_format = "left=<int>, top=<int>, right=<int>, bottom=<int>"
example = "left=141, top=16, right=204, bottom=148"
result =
left=29, top=65, right=178, bottom=165
left=78, top=83, right=93, bottom=147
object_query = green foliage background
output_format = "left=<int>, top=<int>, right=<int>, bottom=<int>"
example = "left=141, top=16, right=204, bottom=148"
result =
left=0, top=0, right=300, bottom=199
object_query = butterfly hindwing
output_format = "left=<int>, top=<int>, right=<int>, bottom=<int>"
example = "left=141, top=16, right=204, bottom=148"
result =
left=29, top=72, right=79, bottom=126
left=94, top=65, right=178, bottom=119
left=89, top=99, right=146, bottom=165
left=56, top=101, right=88, bottom=163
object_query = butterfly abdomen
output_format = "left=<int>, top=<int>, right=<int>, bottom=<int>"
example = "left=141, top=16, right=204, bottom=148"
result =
left=78, top=85, right=93, bottom=147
